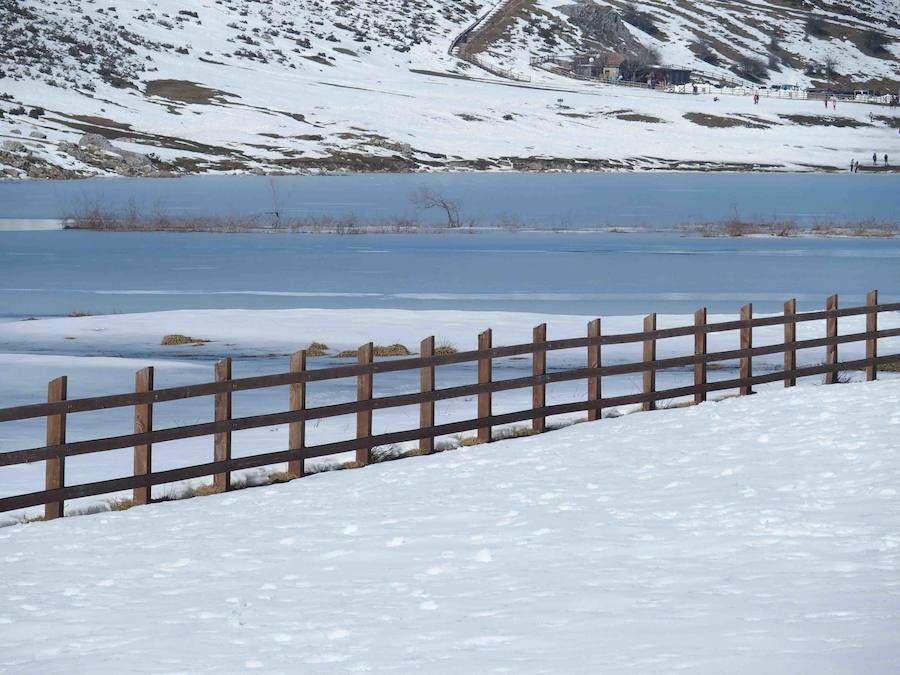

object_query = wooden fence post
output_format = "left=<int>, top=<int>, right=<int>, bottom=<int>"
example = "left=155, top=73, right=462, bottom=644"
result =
left=44, top=376, right=67, bottom=520
left=477, top=329, right=492, bottom=443
left=825, top=294, right=838, bottom=384
left=289, top=350, right=306, bottom=478
left=642, top=314, right=656, bottom=412
left=866, top=290, right=878, bottom=381
left=213, top=357, right=232, bottom=492
left=532, top=324, right=546, bottom=433
left=356, top=343, right=373, bottom=465
left=587, top=319, right=601, bottom=421
left=420, top=337, right=435, bottom=453
left=694, top=308, right=707, bottom=404
left=740, top=304, right=752, bottom=396
left=784, top=298, right=797, bottom=387
left=133, top=367, right=154, bottom=506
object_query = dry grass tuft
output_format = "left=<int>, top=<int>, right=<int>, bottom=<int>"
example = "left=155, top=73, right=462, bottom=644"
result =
left=266, top=471, right=295, bottom=484
left=307, top=341, right=329, bottom=357
left=108, top=497, right=138, bottom=512
left=335, top=349, right=357, bottom=358
left=161, top=334, right=210, bottom=346
left=373, top=343, right=411, bottom=357
left=435, top=342, right=458, bottom=355
left=68, top=311, right=95, bottom=318
left=20, top=316, right=38, bottom=321
left=188, top=483, right=221, bottom=497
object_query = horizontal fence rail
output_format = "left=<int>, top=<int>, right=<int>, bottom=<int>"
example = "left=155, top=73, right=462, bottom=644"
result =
left=0, top=292, right=897, bottom=518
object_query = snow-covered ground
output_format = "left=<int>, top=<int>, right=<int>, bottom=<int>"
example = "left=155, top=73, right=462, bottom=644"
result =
left=1, top=0, right=897, bottom=177
left=1, top=307, right=898, bottom=522
left=2, top=377, right=899, bottom=673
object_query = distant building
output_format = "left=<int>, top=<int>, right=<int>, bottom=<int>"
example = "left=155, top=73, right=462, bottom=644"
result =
left=570, top=52, right=627, bottom=80
left=602, top=53, right=626, bottom=80
left=647, top=67, right=692, bottom=86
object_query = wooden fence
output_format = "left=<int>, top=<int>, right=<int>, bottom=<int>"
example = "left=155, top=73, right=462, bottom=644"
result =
left=1, top=291, right=898, bottom=519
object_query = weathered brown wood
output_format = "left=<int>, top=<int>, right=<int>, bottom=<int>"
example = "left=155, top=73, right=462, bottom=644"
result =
left=642, top=314, right=656, bottom=412
left=419, top=336, right=435, bottom=453
left=784, top=298, right=797, bottom=387
left=694, top=308, right=707, bottom=404
left=740, top=304, right=753, bottom=395
left=356, top=343, right=374, bottom=465
left=213, top=357, right=232, bottom=492
left=9, top=325, right=900, bottom=472
left=2, top=297, right=898, bottom=425
left=825, top=295, right=839, bottom=384
left=867, top=290, right=878, bottom=381
left=44, top=376, right=67, bottom=520
left=477, top=329, right=492, bottom=443
left=6, top=351, right=900, bottom=516
left=532, top=324, right=546, bottom=433
left=587, top=319, right=602, bottom=422
left=133, top=367, right=154, bottom=505
left=288, top=350, right=306, bottom=478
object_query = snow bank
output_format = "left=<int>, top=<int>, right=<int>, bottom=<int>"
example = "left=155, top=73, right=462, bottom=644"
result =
left=2, top=379, right=899, bottom=673
left=2, top=307, right=898, bottom=363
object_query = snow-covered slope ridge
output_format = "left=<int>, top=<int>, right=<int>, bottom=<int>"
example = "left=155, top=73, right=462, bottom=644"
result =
left=0, top=0, right=897, bottom=178
left=2, top=379, right=899, bottom=673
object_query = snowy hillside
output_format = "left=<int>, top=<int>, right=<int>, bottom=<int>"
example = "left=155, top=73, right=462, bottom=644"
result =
left=0, top=0, right=898, bottom=178
left=2, top=379, right=900, bottom=672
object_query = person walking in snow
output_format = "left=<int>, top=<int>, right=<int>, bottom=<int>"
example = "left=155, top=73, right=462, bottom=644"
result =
left=885, top=154, right=889, bottom=167
left=873, top=152, right=878, bottom=166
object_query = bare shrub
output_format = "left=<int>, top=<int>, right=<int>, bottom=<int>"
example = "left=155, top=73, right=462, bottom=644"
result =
left=732, top=55, right=767, bottom=82
left=412, top=187, right=461, bottom=228
left=620, top=47, right=660, bottom=80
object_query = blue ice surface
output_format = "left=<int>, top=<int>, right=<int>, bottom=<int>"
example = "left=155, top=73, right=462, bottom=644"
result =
left=0, top=172, right=898, bottom=225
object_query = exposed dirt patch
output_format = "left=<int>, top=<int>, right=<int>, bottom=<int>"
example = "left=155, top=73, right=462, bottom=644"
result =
left=873, top=115, right=900, bottom=129
left=683, top=113, right=766, bottom=129
left=617, top=113, right=665, bottom=123
left=779, top=115, right=869, bottom=128
left=145, top=80, right=238, bottom=105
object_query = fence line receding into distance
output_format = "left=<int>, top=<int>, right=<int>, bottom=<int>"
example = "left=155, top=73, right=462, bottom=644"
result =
left=1, top=291, right=898, bottom=519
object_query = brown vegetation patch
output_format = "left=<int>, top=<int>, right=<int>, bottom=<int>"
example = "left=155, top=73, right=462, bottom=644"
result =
left=683, top=113, right=766, bottom=129
left=145, top=79, right=237, bottom=105
left=161, top=334, right=210, bottom=346
left=435, top=342, right=458, bottom=355
left=617, top=113, right=665, bottom=123
left=779, top=115, right=868, bottom=128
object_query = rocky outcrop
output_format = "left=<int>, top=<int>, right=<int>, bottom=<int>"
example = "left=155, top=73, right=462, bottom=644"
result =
left=59, top=133, right=157, bottom=176
left=556, top=2, right=642, bottom=53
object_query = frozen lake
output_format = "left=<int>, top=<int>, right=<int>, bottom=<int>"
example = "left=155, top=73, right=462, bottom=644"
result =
left=1, top=172, right=898, bottom=227
left=1, top=229, right=898, bottom=319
